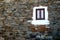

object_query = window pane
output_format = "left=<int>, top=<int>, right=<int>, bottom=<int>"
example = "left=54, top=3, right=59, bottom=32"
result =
left=36, top=9, right=45, bottom=20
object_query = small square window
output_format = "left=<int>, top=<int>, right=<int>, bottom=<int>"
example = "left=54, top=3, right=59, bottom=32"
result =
left=36, top=9, right=45, bottom=20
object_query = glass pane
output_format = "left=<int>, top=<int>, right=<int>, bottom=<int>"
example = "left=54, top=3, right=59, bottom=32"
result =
left=36, top=9, right=45, bottom=20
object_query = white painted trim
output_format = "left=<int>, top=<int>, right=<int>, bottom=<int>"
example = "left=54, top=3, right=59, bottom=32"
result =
left=31, top=20, right=49, bottom=25
left=32, top=6, right=48, bottom=20
left=28, top=6, right=50, bottom=25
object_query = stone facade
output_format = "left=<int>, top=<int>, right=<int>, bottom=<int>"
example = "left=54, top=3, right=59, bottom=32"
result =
left=0, top=0, right=60, bottom=40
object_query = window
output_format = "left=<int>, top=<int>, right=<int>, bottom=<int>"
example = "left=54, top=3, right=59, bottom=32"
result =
left=36, top=9, right=45, bottom=20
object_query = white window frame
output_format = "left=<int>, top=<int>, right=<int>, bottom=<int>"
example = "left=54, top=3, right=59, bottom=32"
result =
left=31, top=6, right=50, bottom=25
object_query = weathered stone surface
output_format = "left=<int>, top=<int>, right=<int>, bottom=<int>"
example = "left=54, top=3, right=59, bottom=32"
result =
left=0, top=0, right=59, bottom=40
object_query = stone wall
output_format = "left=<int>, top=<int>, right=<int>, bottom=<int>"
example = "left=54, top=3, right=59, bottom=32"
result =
left=0, top=0, right=60, bottom=40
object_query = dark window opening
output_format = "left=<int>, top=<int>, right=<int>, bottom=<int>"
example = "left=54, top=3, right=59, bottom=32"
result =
left=36, top=9, right=45, bottom=20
